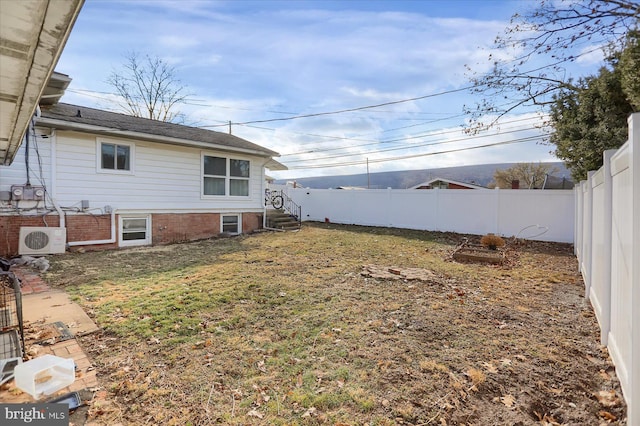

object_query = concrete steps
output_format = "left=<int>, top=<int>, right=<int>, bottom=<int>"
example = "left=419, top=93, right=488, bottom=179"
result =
left=266, top=209, right=300, bottom=230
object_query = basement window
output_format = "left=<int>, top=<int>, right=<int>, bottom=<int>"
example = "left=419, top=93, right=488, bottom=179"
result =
left=119, top=215, right=151, bottom=247
left=221, top=215, right=241, bottom=234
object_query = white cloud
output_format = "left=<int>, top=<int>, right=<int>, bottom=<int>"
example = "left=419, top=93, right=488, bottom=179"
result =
left=158, top=35, right=200, bottom=50
left=576, top=44, right=607, bottom=66
left=55, top=1, right=593, bottom=181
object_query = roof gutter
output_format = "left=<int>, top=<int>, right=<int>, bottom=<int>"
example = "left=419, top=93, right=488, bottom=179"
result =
left=35, top=116, right=280, bottom=158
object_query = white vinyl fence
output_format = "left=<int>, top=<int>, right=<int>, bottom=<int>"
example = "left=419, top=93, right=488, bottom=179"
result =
left=576, top=113, right=639, bottom=425
left=283, top=186, right=575, bottom=243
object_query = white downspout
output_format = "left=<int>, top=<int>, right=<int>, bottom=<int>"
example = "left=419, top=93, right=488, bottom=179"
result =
left=67, top=207, right=117, bottom=246
left=48, top=130, right=66, bottom=228
left=52, top=201, right=66, bottom=228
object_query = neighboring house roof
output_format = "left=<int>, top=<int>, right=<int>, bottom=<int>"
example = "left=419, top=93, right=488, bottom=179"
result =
left=542, top=175, right=574, bottom=189
left=37, top=103, right=281, bottom=159
left=410, top=178, right=487, bottom=190
left=0, top=0, right=84, bottom=165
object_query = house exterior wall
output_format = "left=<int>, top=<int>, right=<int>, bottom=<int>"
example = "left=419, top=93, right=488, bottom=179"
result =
left=0, top=128, right=268, bottom=255
left=49, top=130, right=266, bottom=211
left=0, top=212, right=262, bottom=256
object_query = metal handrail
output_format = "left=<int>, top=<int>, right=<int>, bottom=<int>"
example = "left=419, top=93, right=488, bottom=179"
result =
left=281, top=191, right=301, bottom=226
left=264, top=189, right=301, bottom=228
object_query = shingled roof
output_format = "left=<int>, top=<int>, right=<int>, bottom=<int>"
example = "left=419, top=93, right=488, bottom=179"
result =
left=37, top=103, right=279, bottom=157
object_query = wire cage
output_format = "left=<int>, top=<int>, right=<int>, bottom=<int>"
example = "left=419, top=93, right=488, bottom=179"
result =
left=0, top=271, right=24, bottom=385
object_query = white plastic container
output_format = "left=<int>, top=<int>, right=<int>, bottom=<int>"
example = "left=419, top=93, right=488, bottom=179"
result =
left=14, top=354, right=75, bottom=399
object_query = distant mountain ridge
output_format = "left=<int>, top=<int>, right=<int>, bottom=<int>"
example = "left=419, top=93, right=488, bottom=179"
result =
left=275, top=162, right=571, bottom=189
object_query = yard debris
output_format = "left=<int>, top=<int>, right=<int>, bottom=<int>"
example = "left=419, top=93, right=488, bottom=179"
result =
left=452, top=244, right=505, bottom=265
left=301, top=407, right=317, bottom=418
left=11, top=255, right=51, bottom=272
left=361, top=265, right=438, bottom=282
left=482, top=362, right=498, bottom=373
left=497, top=394, right=516, bottom=408
left=599, top=410, right=617, bottom=421
left=247, top=409, right=263, bottom=419
left=594, top=389, right=620, bottom=407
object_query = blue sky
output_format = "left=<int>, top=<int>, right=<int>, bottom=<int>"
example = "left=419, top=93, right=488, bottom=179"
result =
left=57, top=0, right=604, bottom=179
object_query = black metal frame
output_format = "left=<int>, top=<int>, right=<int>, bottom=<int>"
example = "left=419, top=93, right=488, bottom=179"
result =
left=0, top=271, right=25, bottom=385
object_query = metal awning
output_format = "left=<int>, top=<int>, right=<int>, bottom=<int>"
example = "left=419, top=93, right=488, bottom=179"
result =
left=265, top=158, right=288, bottom=171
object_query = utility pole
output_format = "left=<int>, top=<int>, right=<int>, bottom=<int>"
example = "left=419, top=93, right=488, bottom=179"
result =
left=367, top=158, right=370, bottom=189
left=228, top=121, right=232, bottom=135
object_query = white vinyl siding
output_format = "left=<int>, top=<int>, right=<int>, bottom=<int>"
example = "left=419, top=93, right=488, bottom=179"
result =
left=1, top=130, right=267, bottom=213
left=0, top=129, right=53, bottom=193
left=46, top=131, right=265, bottom=211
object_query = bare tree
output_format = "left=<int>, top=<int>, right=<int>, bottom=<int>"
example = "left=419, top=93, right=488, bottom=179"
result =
left=107, top=52, right=189, bottom=122
left=465, top=0, right=639, bottom=132
left=491, top=162, right=558, bottom=189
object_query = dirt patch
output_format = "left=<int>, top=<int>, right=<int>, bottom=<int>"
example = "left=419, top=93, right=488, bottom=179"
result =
left=40, top=223, right=626, bottom=425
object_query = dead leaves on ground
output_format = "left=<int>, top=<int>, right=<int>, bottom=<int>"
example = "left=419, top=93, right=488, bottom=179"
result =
left=497, top=394, right=516, bottom=408
left=594, top=389, right=620, bottom=407
left=599, top=410, right=617, bottom=421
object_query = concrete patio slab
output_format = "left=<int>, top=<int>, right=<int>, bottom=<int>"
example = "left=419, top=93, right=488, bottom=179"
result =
left=22, top=290, right=98, bottom=336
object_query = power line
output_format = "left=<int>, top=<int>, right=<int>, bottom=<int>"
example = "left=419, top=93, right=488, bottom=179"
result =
left=279, top=115, right=546, bottom=157
left=286, top=136, right=540, bottom=170
left=237, top=111, right=470, bottom=145
left=284, top=129, right=543, bottom=165
left=201, top=85, right=478, bottom=127
left=68, top=87, right=472, bottom=133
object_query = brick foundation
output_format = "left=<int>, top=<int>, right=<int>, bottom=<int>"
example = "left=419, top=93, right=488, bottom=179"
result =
left=0, top=214, right=62, bottom=257
left=0, top=212, right=263, bottom=257
left=153, top=213, right=222, bottom=244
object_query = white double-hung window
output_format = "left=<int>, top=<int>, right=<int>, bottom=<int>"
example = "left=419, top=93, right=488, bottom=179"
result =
left=221, top=214, right=241, bottom=234
left=119, top=215, right=151, bottom=247
left=203, top=155, right=250, bottom=197
left=97, top=138, right=134, bottom=174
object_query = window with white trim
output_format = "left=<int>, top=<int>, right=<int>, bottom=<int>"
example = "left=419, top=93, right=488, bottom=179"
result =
left=203, top=155, right=250, bottom=196
left=119, top=215, right=151, bottom=247
left=221, top=215, right=241, bottom=234
left=97, top=139, right=134, bottom=174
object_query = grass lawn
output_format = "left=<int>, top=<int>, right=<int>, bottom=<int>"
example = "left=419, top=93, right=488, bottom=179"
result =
left=44, top=223, right=626, bottom=425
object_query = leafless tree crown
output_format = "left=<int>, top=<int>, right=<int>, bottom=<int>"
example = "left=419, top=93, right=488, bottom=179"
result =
left=107, top=52, right=189, bottom=123
left=465, top=0, right=639, bottom=132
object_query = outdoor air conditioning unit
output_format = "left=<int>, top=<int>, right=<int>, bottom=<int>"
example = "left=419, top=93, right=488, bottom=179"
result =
left=18, top=227, right=66, bottom=255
